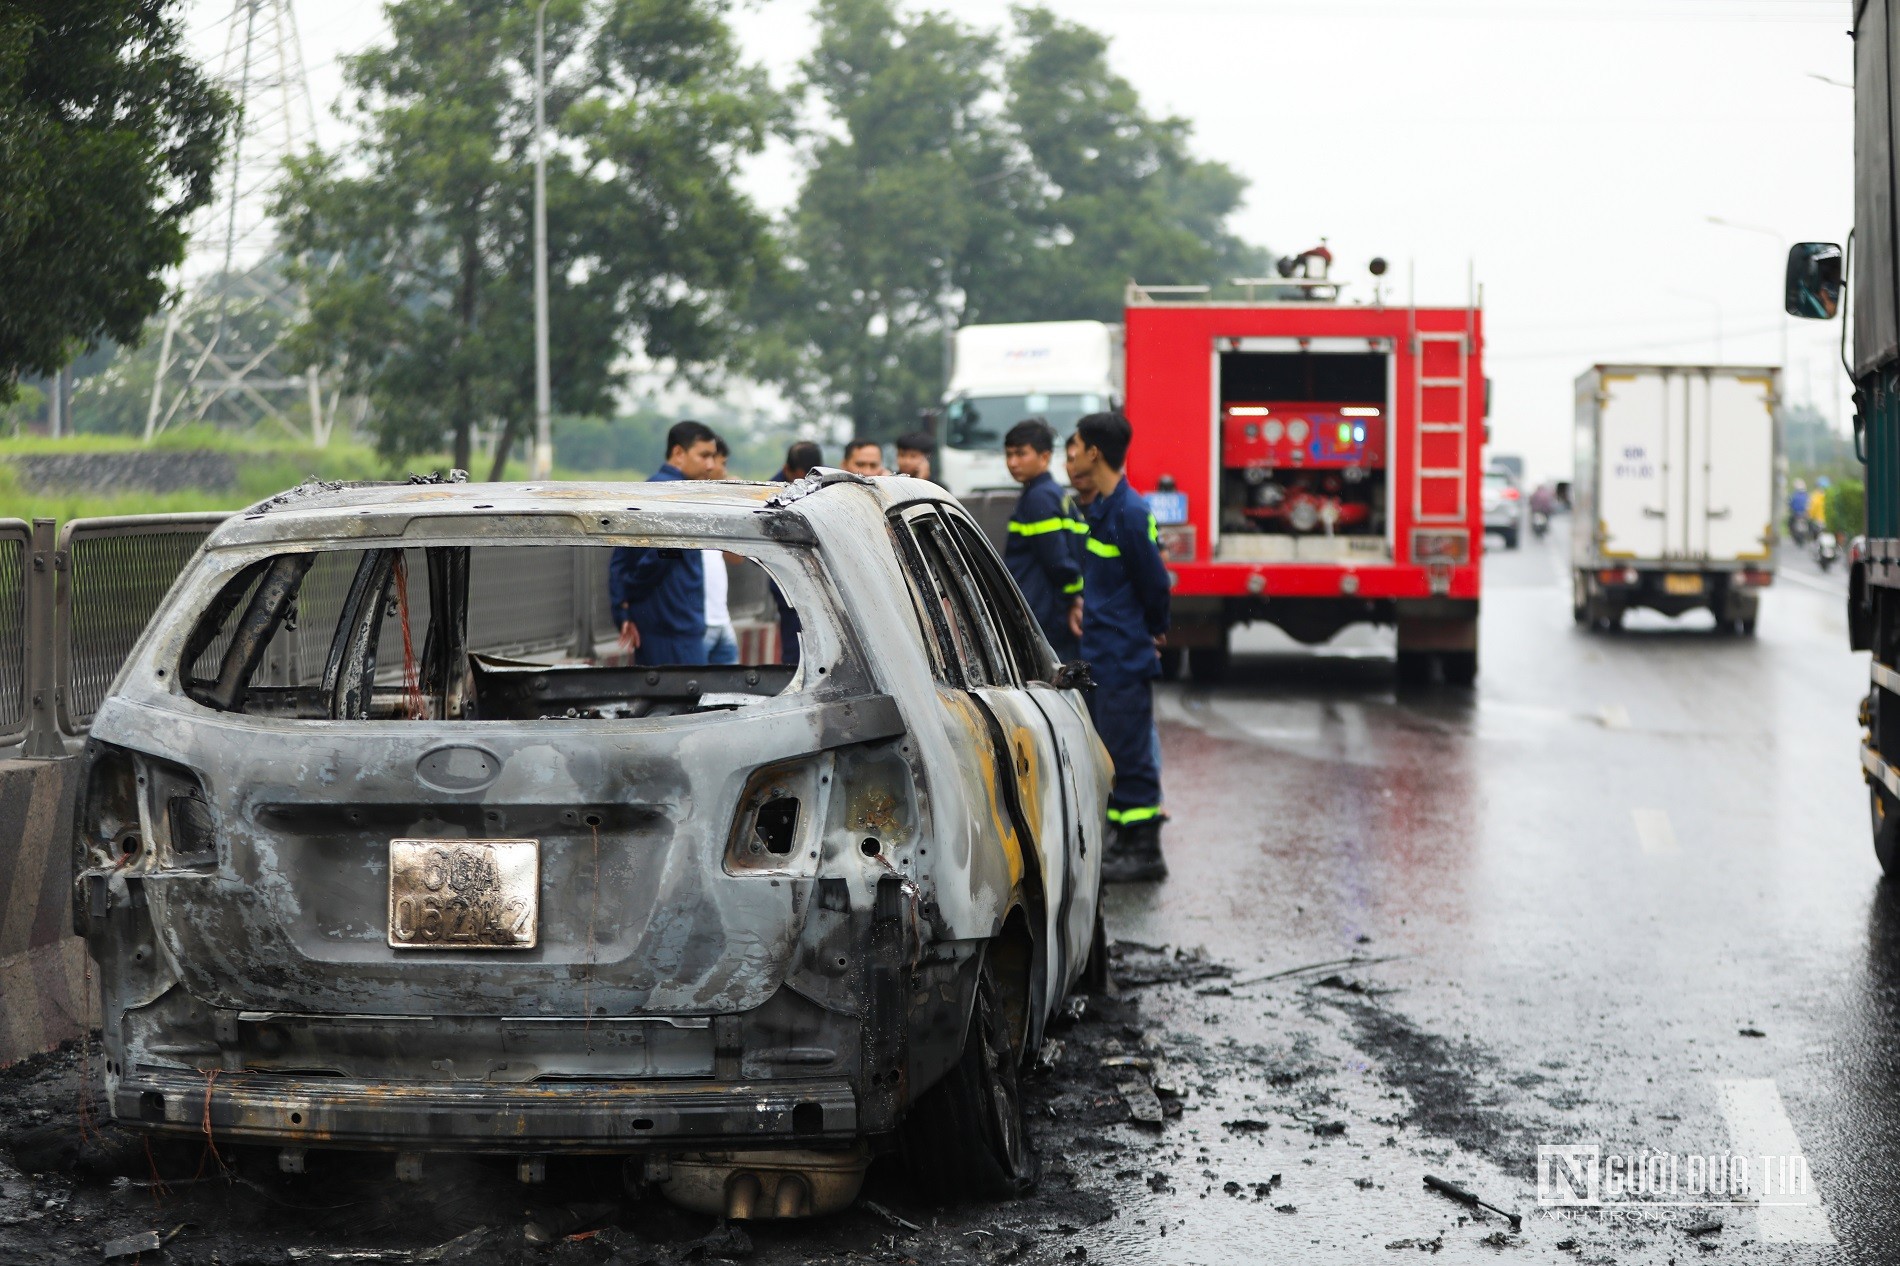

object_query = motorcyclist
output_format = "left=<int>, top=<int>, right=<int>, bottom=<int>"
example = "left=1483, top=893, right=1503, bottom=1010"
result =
left=1789, top=479, right=1810, bottom=543
left=1810, top=477, right=1831, bottom=535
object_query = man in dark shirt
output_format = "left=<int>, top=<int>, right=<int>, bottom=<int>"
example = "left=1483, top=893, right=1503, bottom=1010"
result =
left=609, top=420, right=719, bottom=665
left=1003, top=417, right=1083, bottom=661
left=769, top=441, right=823, bottom=665
left=773, top=440, right=822, bottom=485
left=1068, top=412, right=1172, bottom=882
left=895, top=431, right=940, bottom=485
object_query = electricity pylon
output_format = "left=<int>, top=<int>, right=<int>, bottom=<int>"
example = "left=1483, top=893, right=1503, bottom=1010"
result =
left=145, top=0, right=349, bottom=444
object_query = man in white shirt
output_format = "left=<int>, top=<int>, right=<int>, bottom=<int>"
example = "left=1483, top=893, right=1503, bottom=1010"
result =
left=701, top=546, right=738, bottom=664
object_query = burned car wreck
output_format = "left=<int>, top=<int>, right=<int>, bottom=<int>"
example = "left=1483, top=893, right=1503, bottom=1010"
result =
left=74, top=472, right=1110, bottom=1218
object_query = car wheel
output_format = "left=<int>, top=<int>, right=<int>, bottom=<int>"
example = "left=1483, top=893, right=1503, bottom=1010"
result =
left=1876, top=787, right=1900, bottom=880
left=901, top=956, right=1037, bottom=1201
left=1503, top=529, right=1518, bottom=550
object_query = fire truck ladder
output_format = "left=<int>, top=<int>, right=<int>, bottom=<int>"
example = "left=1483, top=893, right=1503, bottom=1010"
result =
left=1411, top=327, right=1470, bottom=524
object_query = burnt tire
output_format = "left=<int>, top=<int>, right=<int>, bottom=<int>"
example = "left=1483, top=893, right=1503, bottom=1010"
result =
left=1875, top=786, right=1900, bottom=880
left=1082, top=907, right=1111, bottom=995
left=901, top=959, right=1037, bottom=1202
left=1395, top=650, right=1433, bottom=687
left=1441, top=650, right=1478, bottom=687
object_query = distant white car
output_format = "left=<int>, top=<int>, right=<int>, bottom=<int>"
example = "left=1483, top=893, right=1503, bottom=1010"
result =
left=1482, top=470, right=1522, bottom=549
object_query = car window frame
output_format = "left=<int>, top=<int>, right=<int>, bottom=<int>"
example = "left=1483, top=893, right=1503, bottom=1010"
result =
left=936, top=506, right=1056, bottom=684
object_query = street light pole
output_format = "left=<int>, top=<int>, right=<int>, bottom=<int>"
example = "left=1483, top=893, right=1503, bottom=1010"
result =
left=1705, top=215, right=1788, bottom=372
left=530, top=0, right=553, bottom=481
left=1669, top=289, right=1723, bottom=363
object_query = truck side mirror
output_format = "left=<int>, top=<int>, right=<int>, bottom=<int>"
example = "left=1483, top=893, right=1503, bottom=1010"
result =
left=1785, top=242, right=1843, bottom=319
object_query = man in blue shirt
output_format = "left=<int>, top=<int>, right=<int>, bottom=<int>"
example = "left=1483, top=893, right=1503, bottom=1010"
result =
left=1003, top=417, right=1083, bottom=661
left=1068, top=411, right=1172, bottom=883
left=610, top=420, right=720, bottom=665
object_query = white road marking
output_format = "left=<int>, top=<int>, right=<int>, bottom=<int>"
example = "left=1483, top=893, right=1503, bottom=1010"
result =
left=1598, top=704, right=1630, bottom=729
left=1632, top=808, right=1677, bottom=855
left=1714, top=1078, right=1836, bottom=1245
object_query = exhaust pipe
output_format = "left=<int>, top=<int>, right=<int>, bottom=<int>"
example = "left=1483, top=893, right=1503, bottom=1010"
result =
left=660, top=1145, right=869, bottom=1219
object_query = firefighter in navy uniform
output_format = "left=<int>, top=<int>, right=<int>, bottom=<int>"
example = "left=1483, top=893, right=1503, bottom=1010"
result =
left=1066, top=411, right=1171, bottom=882
left=1003, top=417, right=1083, bottom=662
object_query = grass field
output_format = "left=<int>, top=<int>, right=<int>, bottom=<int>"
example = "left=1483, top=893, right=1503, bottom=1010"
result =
left=0, top=428, right=539, bottom=524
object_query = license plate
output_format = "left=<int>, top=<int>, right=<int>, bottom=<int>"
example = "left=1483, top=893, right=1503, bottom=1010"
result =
left=388, top=839, right=539, bottom=949
left=1663, top=573, right=1704, bottom=596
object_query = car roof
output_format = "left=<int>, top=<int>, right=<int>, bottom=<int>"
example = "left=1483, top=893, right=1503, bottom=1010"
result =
left=205, top=473, right=960, bottom=548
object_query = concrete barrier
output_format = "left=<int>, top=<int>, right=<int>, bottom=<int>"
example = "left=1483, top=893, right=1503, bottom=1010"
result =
left=0, top=757, right=87, bottom=1066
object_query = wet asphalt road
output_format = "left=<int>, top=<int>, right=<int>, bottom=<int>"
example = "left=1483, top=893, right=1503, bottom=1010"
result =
left=1084, top=519, right=1885, bottom=1263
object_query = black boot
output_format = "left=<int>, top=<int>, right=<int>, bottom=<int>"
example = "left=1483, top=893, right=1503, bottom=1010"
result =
left=1102, top=818, right=1167, bottom=883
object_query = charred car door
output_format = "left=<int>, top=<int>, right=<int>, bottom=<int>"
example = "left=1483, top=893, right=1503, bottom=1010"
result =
left=934, top=507, right=1104, bottom=1001
left=891, top=505, right=1086, bottom=1036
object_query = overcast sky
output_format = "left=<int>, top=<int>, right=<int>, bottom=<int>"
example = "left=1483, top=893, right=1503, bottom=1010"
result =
left=193, top=0, right=1857, bottom=483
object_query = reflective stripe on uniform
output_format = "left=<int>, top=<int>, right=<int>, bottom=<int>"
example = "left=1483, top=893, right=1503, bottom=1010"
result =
left=1063, top=577, right=1084, bottom=595
left=1147, top=514, right=1159, bottom=543
left=1009, top=518, right=1068, bottom=537
left=1107, top=805, right=1162, bottom=824
left=1087, top=537, right=1122, bottom=558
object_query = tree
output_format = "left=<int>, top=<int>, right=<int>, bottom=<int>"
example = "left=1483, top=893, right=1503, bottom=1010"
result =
left=986, top=7, right=1269, bottom=323
left=0, top=0, right=231, bottom=401
left=764, top=1, right=1267, bottom=435
left=275, top=0, right=778, bottom=473
left=756, top=0, right=1032, bottom=438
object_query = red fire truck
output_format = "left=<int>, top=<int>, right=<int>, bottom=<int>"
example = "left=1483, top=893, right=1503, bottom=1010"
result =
left=1121, top=277, right=1487, bottom=684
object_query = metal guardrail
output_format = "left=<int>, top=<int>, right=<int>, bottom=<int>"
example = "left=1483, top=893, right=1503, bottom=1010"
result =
left=55, top=514, right=230, bottom=735
left=10, top=510, right=805, bottom=756
left=0, top=520, right=29, bottom=748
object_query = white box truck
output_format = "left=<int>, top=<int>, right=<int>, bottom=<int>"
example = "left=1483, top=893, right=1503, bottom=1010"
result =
left=938, top=320, right=1123, bottom=494
left=1572, top=364, right=1778, bottom=634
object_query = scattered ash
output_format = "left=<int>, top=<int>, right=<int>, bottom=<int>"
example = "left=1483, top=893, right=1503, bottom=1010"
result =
left=0, top=943, right=1215, bottom=1266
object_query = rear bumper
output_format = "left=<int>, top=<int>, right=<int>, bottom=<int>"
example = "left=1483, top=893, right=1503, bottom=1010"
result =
left=116, top=1067, right=859, bottom=1153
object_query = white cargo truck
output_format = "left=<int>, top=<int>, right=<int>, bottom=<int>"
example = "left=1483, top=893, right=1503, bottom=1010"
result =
left=1572, top=364, right=1778, bottom=634
left=938, top=320, right=1123, bottom=494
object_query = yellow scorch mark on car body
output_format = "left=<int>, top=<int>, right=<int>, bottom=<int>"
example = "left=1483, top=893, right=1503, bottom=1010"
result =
left=940, top=691, right=1025, bottom=892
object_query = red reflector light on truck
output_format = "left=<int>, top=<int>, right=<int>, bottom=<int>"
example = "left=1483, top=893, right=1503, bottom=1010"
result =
left=1741, top=568, right=1773, bottom=588
left=1597, top=568, right=1639, bottom=586
left=1411, top=530, right=1469, bottom=565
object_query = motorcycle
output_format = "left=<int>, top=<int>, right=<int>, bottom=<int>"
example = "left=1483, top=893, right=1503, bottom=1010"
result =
left=1789, top=515, right=1815, bottom=546
left=1815, top=529, right=1840, bottom=572
left=1530, top=508, right=1551, bottom=538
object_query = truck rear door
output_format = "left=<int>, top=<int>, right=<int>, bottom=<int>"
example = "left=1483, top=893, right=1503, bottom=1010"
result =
left=1699, top=373, right=1777, bottom=564
left=1598, top=371, right=1670, bottom=560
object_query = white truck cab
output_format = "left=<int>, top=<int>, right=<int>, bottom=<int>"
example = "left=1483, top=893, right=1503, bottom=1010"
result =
left=939, top=321, right=1124, bottom=495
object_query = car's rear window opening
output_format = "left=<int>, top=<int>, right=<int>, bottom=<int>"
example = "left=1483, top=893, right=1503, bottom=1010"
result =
left=180, top=542, right=813, bottom=721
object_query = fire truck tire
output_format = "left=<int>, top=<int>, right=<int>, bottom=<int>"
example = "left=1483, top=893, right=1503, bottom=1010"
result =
left=1395, top=651, right=1433, bottom=687
left=1188, top=645, right=1229, bottom=685
left=1441, top=651, right=1478, bottom=687
left=1874, top=786, right=1900, bottom=880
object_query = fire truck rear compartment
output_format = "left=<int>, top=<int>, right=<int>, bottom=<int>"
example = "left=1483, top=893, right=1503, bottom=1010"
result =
left=1216, top=350, right=1390, bottom=562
